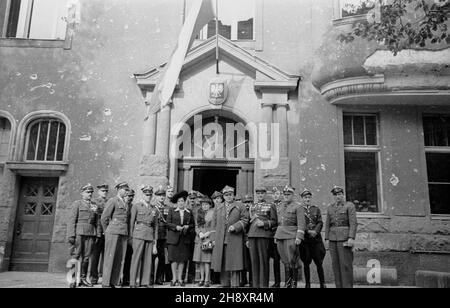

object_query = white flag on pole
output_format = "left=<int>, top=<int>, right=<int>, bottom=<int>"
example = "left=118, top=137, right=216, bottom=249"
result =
left=147, top=0, right=216, bottom=116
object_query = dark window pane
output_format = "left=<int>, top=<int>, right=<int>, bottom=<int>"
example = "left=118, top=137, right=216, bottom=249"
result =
left=423, top=116, right=450, bottom=147
left=353, top=116, right=365, bottom=145
left=26, top=123, right=39, bottom=160
left=46, top=121, right=59, bottom=161
left=56, top=123, right=66, bottom=161
left=207, top=19, right=231, bottom=39
left=343, top=116, right=353, bottom=145
left=365, top=116, right=377, bottom=145
left=6, top=0, right=22, bottom=38
left=345, top=151, right=379, bottom=212
left=429, top=184, right=450, bottom=214
left=237, top=18, right=253, bottom=40
left=36, top=121, right=49, bottom=161
left=426, top=153, right=450, bottom=183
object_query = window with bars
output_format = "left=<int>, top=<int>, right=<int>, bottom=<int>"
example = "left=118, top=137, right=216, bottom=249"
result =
left=343, top=114, right=381, bottom=213
left=25, top=119, right=66, bottom=162
left=423, top=115, right=450, bottom=215
left=0, top=0, right=68, bottom=40
left=0, top=117, right=12, bottom=163
left=196, top=0, right=255, bottom=40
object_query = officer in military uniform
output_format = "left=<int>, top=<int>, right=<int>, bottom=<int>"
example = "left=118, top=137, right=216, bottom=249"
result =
left=67, top=184, right=100, bottom=287
left=274, top=185, right=306, bottom=288
left=152, top=186, right=171, bottom=285
left=241, top=194, right=253, bottom=287
left=121, top=189, right=135, bottom=286
left=89, top=184, right=109, bottom=285
left=129, top=186, right=159, bottom=288
left=165, top=185, right=175, bottom=208
left=299, top=189, right=326, bottom=288
left=269, top=187, right=282, bottom=287
left=101, top=182, right=131, bottom=288
left=325, top=186, right=357, bottom=288
left=246, top=187, right=278, bottom=288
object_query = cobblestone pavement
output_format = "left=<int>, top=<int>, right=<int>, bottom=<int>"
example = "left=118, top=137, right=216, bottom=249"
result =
left=0, top=272, right=416, bottom=288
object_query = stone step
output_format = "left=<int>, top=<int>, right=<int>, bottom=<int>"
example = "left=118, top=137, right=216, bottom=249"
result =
left=415, top=270, right=450, bottom=288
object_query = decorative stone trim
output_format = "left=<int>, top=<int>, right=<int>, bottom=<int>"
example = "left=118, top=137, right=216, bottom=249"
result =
left=6, top=161, right=68, bottom=176
left=320, top=74, right=388, bottom=102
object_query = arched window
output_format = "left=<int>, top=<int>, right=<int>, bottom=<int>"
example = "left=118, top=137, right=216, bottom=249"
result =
left=0, top=116, right=12, bottom=163
left=25, top=119, right=66, bottom=162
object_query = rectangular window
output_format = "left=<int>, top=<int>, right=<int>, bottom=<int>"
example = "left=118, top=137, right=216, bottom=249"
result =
left=0, top=117, right=12, bottom=163
left=423, top=115, right=450, bottom=215
left=197, top=0, right=255, bottom=40
left=343, top=114, right=381, bottom=213
left=1, top=0, right=68, bottom=40
left=339, top=0, right=375, bottom=18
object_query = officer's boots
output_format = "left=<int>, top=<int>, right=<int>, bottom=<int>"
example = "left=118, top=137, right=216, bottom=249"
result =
left=291, top=268, right=299, bottom=288
left=79, top=261, right=93, bottom=287
left=284, top=267, right=292, bottom=288
left=304, top=265, right=311, bottom=288
left=317, top=264, right=326, bottom=288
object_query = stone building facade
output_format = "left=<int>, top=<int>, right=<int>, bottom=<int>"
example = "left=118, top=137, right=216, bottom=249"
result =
left=0, top=0, right=449, bottom=285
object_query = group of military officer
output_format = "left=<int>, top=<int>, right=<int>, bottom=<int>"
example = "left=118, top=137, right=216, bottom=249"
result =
left=67, top=181, right=357, bottom=288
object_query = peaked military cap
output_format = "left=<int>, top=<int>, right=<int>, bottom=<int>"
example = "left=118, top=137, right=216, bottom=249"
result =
left=283, top=184, right=295, bottom=194
left=81, top=184, right=94, bottom=192
left=255, top=186, right=267, bottom=193
left=222, top=186, right=235, bottom=194
left=243, top=194, right=254, bottom=203
left=211, top=191, right=223, bottom=200
left=235, top=195, right=242, bottom=202
left=188, top=190, right=198, bottom=199
left=300, top=188, right=312, bottom=198
left=199, top=197, right=212, bottom=205
left=141, top=185, right=153, bottom=194
left=97, top=184, right=109, bottom=190
left=331, top=186, right=344, bottom=195
left=115, top=182, right=129, bottom=190
left=272, top=187, right=280, bottom=193
left=126, top=189, right=135, bottom=196
left=154, top=185, right=166, bottom=196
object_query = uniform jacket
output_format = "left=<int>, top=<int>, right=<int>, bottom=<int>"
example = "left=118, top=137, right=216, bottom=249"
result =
left=247, top=200, right=278, bottom=238
left=211, top=201, right=249, bottom=272
left=92, top=196, right=108, bottom=236
left=303, top=204, right=324, bottom=243
left=274, top=201, right=306, bottom=240
left=101, top=196, right=130, bottom=236
left=325, top=201, right=357, bottom=241
left=130, top=201, right=159, bottom=242
left=67, top=199, right=99, bottom=238
left=166, top=207, right=195, bottom=246
left=154, top=201, right=171, bottom=240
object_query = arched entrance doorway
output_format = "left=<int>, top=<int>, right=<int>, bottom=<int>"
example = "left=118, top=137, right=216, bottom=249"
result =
left=176, top=110, right=255, bottom=198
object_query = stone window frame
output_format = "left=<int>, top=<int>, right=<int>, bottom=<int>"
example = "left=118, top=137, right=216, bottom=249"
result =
left=15, top=110, right=71, bottom=163
left=0, top=110, right=16, bottom=166
left=342, top=112, right=385, bottom=215
left=190, top=0, right=264, bottom=51
left=0, top=0, right=76, bottom=50
left=23, top=118, right=67, bottom=163
left=332, top=0, right=378, bottom=26
left=422, top=113, right=450, bottom=218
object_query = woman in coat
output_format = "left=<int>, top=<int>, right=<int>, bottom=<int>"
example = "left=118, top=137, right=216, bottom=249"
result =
left=166, top=190, right=195, bottom=287
left=192, top=197, right=215, bottom=287
left=211, top=186, right=249, bottom=287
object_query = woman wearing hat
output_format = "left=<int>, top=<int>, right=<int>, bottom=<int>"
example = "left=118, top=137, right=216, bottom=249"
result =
left=192, top=197, right=215, bottom=287
left=166, top=191, right=195, bottom=286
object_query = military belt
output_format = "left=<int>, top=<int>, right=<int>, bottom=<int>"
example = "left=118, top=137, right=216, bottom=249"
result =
left=136, top=221, right=153, bottom=227
left=330, top=223, right=349, bottom=227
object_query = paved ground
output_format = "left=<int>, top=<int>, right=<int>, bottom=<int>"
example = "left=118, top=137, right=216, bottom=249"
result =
left=0, top=272, right=415, bottom=288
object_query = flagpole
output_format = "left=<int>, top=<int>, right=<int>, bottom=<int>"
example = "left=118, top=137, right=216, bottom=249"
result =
left=215, top=0, right=219, bottom=75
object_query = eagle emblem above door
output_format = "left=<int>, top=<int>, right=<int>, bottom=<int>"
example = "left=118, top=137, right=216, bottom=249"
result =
left=208, top=77, right=228, bottom=106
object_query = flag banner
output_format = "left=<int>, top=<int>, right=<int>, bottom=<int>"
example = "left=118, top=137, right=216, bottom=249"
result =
left=147, top=0, right=216, bottom=116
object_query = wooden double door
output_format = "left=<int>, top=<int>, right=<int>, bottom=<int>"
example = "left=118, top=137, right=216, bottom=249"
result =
left=10, top=177, right=58, bottom=271
left=177, top=158, right=254, bottom=198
